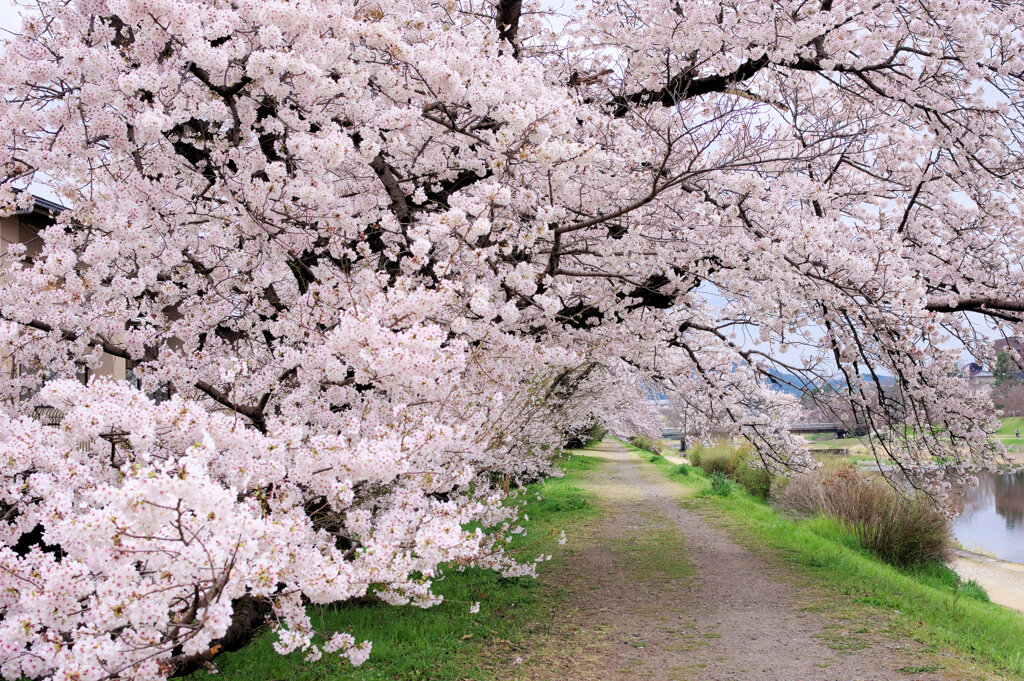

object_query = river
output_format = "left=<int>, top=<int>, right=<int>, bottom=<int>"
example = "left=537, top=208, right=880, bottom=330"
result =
left=952, top=470, right=1024, bottom=563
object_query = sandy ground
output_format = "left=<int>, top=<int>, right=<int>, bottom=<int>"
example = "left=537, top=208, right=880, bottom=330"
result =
left=953, top=550, right=1024, bottom=614
left=500, top=441, right=975, bottom=681
left=1003, top=450, right=1024, bottom=464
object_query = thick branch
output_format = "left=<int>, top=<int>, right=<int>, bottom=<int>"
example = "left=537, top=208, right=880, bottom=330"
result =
left=612, top=55, right=770, bottom=117
left=496, top=0, right=523, bottom=58
left=193, top=380, right=267, bottom=433
left=926, top=296, right=1024, bottom=322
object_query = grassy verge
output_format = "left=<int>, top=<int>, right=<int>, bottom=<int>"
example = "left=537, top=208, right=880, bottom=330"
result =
left=191, top=452, right=602, bottom=681
left=996, top=417, right=1024, bottom=438
left=628, top=444, right=1024, bottom=679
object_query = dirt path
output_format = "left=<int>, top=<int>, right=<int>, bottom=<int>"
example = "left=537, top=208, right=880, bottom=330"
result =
left=508, top=441, right=965, bottom=681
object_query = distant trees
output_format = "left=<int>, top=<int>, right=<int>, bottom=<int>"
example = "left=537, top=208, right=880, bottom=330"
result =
left=992, top=351, right=1024, bottom=416
left=994, top=351, right=1022, bottom=387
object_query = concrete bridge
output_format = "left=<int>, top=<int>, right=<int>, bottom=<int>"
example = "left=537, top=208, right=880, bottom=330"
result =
left=788, top=422, right=847, bottom=437
left=661, top=422, right=847, bottom=439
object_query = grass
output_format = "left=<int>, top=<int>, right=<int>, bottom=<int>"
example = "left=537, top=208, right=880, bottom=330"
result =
left=800, top=417, right=1024, bottom=459
left=805, top=436, right=865, bottom=449
left=191, top=451, right=603, bottom=681
left=632, top=445, right=1024, bottom=678
left=996, top=417, right=1024, bottom=437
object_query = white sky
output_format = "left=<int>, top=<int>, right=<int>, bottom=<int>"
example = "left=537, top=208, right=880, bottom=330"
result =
left=1, top=0, right=21, bottom=34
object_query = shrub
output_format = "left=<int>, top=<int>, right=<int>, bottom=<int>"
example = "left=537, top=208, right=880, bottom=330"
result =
left=732, top=460, right=774, bottom=499
left=851, top=494, right=951, bottom=567
left=649, top=454, right=663, bottom=463
left=776, top=464, right=951, bottom=567
left=691, top=442, right=738, bottom=475
left=629, top=435, right=659, bottom=454
left=849, top=423, right=871, bottom=437
left=565, top=422, right=607, bottom=448
left=769, top=474, right=790, bottom=500
left=687, top=442, right=772, bottom=497
left=729, top=450, right=774, bottom=499
left=709, top=471, right=732, bottom=497
left=776, top=462, right=872, bottom=518
left=697, top=450, right=734, bottom=475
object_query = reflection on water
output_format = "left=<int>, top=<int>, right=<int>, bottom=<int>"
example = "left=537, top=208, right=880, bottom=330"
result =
left=953, top=471, right=1024, bottom=563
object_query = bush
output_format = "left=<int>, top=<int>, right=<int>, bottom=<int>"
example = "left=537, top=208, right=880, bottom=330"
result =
left=629, top=435, right=659, bottom=454
left=776, top=461, right=870, bottom=518
left=691, top=442, right=742, bottom=475
left=687, top=442, right=773, bottom=498
left=709, top=471, right=732, bottom=497
left=564, top=422, right=607, bottom=448
left=849, top=423, right=871, bottom=437
left=732, top=457, right=774, bottom=499
left=776, top=464, right=951, bottom=567
left=697, top=450, right=734, bottom=475
left=852, top=494, right=951, bottom=567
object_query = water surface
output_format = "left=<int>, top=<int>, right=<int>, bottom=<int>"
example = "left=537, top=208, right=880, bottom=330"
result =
left=953, top=471, right=1024, bottom=563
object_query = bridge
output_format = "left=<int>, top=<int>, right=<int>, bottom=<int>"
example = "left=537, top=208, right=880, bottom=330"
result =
left=789, top=422, right=847, bottom=437
left=661, top=422, right=847, bottom=439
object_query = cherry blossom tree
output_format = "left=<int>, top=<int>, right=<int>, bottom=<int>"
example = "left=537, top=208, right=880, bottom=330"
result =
left=3, top=0, right=1024, bottom=677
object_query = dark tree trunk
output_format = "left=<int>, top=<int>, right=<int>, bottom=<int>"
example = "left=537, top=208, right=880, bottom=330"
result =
left=167, top=595, right=271, bottom=677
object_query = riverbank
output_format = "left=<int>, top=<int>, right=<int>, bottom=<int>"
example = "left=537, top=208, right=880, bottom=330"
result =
left=192, top=440, right=1024, bottom=680
left=507, top=441, right=969, bottom=680
left=953, top=550, right=1024, bottom=614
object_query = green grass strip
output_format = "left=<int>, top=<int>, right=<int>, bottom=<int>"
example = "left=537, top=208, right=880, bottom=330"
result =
left=192, top=451, right=602, bottom=681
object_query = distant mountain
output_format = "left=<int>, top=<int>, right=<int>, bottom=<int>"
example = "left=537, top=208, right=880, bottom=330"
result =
left=765, top=369, right=894, bottom=396
left=643, top=370, right=895, bottom=402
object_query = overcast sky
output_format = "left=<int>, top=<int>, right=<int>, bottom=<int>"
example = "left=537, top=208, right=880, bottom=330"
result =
left=1, top=0, right=21, bottom=35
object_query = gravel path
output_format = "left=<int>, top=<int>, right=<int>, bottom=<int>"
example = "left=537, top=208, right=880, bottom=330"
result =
left=511, top=440, right=964, bottom=681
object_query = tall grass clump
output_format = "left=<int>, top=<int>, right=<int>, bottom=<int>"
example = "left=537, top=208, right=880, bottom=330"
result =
left=708, top=471, right=732, bottom=497
left=853, top=494, right=951, bottom=567
left=690, top=442, right=773, bottom=498
left=959, top=579, right=991, bottom=603
left=777, top=464, right=951, bottom=567
left=629, top=434, right=659, bottom=454
left=690, top=441, right=743, bottom=475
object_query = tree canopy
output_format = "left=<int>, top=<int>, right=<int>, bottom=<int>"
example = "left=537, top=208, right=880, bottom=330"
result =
left=2, top=0, right=1024, bottom=677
